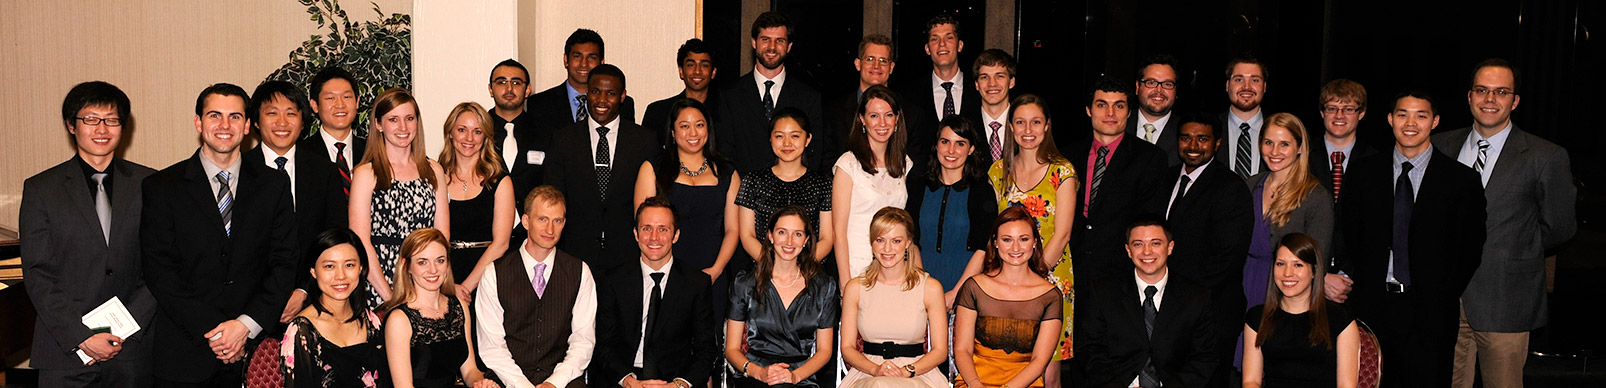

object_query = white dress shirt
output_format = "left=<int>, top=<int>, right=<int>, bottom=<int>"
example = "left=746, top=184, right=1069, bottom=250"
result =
left=260, top=145, right=298, bottom=204
left=318, top=129, right=356, bottom=166
left=1137, top=112, right=1173, bottom=144
left=475, top=245, right=598, bottom=388
left=1226, top=111, right=1265, bottom=177
left=588, top=116, right=622, bottom=170
left=981, top=106, right=1008, bottom=143
left=1131, top=269, right=1170, bottom=388
left=754, top=67, right=787, bottom=103
left=1456, top=122, right=1512, bottom=186
left=931, top=70, right=966, bottom=119
left=1166, top=159, right=1212, bottom=218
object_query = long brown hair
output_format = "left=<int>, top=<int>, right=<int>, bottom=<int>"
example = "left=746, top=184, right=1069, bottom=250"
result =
left=981, top=206, right=1051, bottom=278
left=362, top=88, right=436, bottom=190
left=755, top=205, right=821, bottom=306
left=1262, top=112, right=1319, bottom=227
left=1255, top=232, right=1332, bottom=349
left=438, top=102, right=505, bottom=188
left=847, top=85, right=908, bottom=178
left=999, top=94, right=1068, bottom=191
left=379, top=228, right=455, bottom=312
left=859, top=207, right=922, bottom=291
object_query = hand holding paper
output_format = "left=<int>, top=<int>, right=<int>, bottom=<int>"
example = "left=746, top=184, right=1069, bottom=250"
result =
left=77, top=297, right=140, bottom=365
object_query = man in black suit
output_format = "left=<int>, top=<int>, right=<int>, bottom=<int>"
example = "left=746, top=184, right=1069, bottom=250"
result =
left=713, top=11, right=826, bottom=172
left=1068, top=77, right=1170, bottom=284
left=970, top=49, right=1016, bottom=164
left=22, top=81, right=159, bottom=387
left=529, top=29, right=637, bottom=135
left=1338, top=92, right=1484, bottom=388
left=299, top=67, right=367, bottom=199
left=825, top=33, right=896, bottom=158
left=901, top=14, right=982, bottom=164
left=593, top=197, right=719, bottom=388
left=240, top=80, right=349, bottom=323
left=1127, top=54, right=1183, bottom=167
left=142, top=83, right=298, bottom=387
left=1308, top=78, right=1378, bottom=303
left=1075, top=218, right=1218, bottom=388
left=1160, top=115, right=1253, bottom=388
left=1220, top=58, right=1270, bottom=185
left=543, top=64, right=660, bottom=274
left=489, top=58, right=554, bottom=235
left=643, top=39, right=719, bottom=141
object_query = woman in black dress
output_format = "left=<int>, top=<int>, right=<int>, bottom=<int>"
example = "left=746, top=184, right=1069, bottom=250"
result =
left=281, top=228, right=388, bottom=388
left=634, top=98, right=740, bottom=296
left=725, top=206, right=839, bottom=388
left=735, top=108, right=835, bottom=264
left=438, top=102, right=515, bottom=297
left=382, top=228, right=496, bottom=388
left=1242, top=233, right=1360, bottom=388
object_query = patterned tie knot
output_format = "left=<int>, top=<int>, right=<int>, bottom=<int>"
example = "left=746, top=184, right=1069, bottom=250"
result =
left=275, top=156, right=288, bottom=171
left=597, top=126, right=611, bottom=136
left=941, top=81, right=954, bottom=91
left=765, top=80, right=775, bottom=89
left=1332, top=151, right=1345, bottom=165
left=1145, top=285, right=1158, bottom=299
left=1477, top=139, right=1490, bottom=151
left=334, top=142, right=346, bottom=152
left=990, top=121, right=1002, bottom=131
left=216, top=170, right=231, bottom=185
left=1097, top=145, right=1110, bottom=158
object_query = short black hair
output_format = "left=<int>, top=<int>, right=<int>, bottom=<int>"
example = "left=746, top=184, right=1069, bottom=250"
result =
left=248, top=80, right=312, bottom=134
left=635, top=195, right=679, bottom=230
left=751, top=11, right=792, bottom=39
left=308, top=66, right=357, bottom=100
left=589, top=64, right=626, bottom=89
left=1136, top=54, right=1181, bottom=81
left=771, top=106, right=811, bottom=134
left=566, top=28, right=606, bottom=58
left=1175, top=111, right=1222, bottom=139
left=61, top=81, right=131, bottom=128
left=490, top=59, right=530, bottom=83
left=1126, top=215, right=1173, bottom=241
left=1470, top=58, right=1520, bottom=94
left=676, top=38, right=712, bottom=67
left=1087, top=76, right=1131, bottom=107
left=926, top=13, right=961, bottom=37
left=194, top=83, right=250, bottom=116
left=1393, top=89, right=1438, bottom=116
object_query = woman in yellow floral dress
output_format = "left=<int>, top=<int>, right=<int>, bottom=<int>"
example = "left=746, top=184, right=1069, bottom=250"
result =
left=984, top=94, right=1078, bottom=388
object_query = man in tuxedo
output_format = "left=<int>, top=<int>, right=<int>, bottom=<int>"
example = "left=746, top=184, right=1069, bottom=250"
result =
left=826, top=33, right=896, bottom=158
left=300, top=67, right=366, bottom=199
left=1220, top=58, right=1270, bottom=185
left=22, top=81, right=159, bottom=387
left=1435, top=59, right=1574, bottom=388
left=714, top=11, right=826, bottom=172
left=543, top=64, right=660, bottom=274
left=1075, top=218, right=1218, bottom=388
left=240, top=80, right=349, bottom=323
left=1159, top=114, right=1253, bottom=385
left=1127, top=54, right=1183, bottom=167
left=142, top=83, right=298, bottom=387
left=529, top=29, right=637, bottom=135
left=971, top=49, right=1016, bottom=164
left=1068, top=77, right=1170, bottom=284
left=643, top=39, right=719, bottom=140
left=593, top=197, right=719, bottom=388
left=1338, top=91, right=1484, bottom=388
left=1308, top=78, right=1377, bottom=302
left=477, top=186, right=598, bottom=388
left=901, top=14, right=982, bottom=164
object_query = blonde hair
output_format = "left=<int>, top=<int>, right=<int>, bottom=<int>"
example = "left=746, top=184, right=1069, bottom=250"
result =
left=1262, top=113, right=1320, bottom=227
left=379, top=228, right=455, bottom=312
left=361, top=88, right=436, bottom=190
left=438, top=102, right=505, bottom=187
left=858, top=207, right=923, bottom=291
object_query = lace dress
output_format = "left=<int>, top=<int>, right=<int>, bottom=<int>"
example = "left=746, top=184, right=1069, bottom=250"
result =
left=397, top=297, right=470, bottom=388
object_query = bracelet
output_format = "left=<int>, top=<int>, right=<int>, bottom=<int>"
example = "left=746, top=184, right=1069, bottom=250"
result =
left=741, top=360, right=753, bottom=375
left=904, top=364, right=916, bottom=377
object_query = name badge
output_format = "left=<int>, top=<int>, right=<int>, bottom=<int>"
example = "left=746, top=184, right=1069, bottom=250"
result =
left=527, top=150, right=546, bottom=165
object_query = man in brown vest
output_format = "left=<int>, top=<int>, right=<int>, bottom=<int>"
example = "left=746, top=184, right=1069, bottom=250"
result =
left=476, top=185, right=599, bottom=388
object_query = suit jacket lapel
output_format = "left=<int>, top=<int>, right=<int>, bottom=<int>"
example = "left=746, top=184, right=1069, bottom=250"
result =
left=1487, top=128, right=1529, bottom=188
left=624, top=265, right=647, bottom=347
left=61, top=167, right=104, bottom=245
left=109, top=160, right=141, bottom=245
left=184, top=156, right=229, bottom=238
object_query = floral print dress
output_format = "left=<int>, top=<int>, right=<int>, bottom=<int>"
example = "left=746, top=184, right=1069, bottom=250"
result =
left=280, top=310, right=387, bottom=388
left=987, top=159, right=1077, bottom=360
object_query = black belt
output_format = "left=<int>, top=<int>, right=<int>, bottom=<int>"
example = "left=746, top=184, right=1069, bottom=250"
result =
left=862, top=342, right=925, bottom=359
left=451, top=240, right=493, bottom=249
left=1385, top=282, right=1408, bottom=294
left=372, top=235, right=405, bottom=246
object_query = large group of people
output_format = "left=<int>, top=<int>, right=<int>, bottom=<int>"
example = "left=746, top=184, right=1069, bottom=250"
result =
left=20, top=9, right=1576, bottom=388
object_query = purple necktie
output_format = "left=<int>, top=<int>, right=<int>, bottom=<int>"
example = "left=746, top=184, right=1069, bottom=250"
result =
left=532, top=262, right=548, bottom=298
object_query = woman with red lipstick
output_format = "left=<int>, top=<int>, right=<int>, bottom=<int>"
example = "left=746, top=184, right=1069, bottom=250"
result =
left=1242, top=233, right=1359, bottom=388
left=281, top=228, right=387, bottom=388
left=351, top=88, right=451, bottom=306
left=727, top=206, right=840, bottom=388
left=438, top=102, right=514, bottom=299
left=381, top=228, right=495, bottom=388
left=839, top=207, right=949, bottom=388
left=952, top=207, right=1061, bottom=388
left=1244, top=113, right=1334, bottom=331
left=635, top=98, right=742, bottom=305
left=833, top=85, right=913, bottom=287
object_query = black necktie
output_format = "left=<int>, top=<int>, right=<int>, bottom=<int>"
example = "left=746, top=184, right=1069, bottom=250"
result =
left=763, top=80, right=776, bottom=120
left=941, top=81, right=956, bottom=118
left=1140, top=285, right=1160, bottom=387
left=1392, top=162, right=1415, bottom=286
left=1167, top=174, right=1192, bottom=218
left=1235, top=122, right=1253, bottom=181
left=275, top=156, right=288, bottom=172
left=646, top=272, right=665, bottom=344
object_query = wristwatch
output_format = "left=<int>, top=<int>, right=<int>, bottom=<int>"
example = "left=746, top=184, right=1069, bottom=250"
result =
left=903, top=364, right=916, bottom=377
left=673, top=380, right=691, bottom=388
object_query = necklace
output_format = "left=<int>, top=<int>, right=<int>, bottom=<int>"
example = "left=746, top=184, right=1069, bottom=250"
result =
left=680, top=159, right=711, bottom=176
left=773, top=273, right=803, bottom=289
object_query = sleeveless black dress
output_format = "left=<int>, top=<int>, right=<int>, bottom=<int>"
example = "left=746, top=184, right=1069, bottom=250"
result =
left=448, top=177, right=500, bottom=279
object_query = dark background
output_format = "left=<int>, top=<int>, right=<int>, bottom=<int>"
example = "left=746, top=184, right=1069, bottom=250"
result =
left=703, top=0, right=1604, bottom=357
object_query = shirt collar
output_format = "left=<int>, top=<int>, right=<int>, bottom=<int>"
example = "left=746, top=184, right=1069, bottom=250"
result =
left=641, top=258, right=674, bottom=279
left=1227, top=110, right=1264, bottom=131
left=319, top=127, right=352, bottom=145
left=260, top=144, right=296, bottom=165
left=1093, top=133, right=1126, bottom=150
left=932, top=69, right=964, bottom=87
left=982, top=105, right=1009, bottom=125
left=1470, top=122, right=1514, bottom=149
left=566, top=82, right=584, bottom=104
left=75, top=154, right=109, bottom=175
left=1138, top=112, right=1172, bottom=131
left=1324, top=137, right=1355, bottom=157
left=520, top=243, right=557, bottom=266
left=1181, top=158, right=1212, bottom=180
left=1134, top=269, right=1169, bottom=294
left=755, top=68, right=787, bottom=94
left=1392, top=145, right=1434, bottom=170
left=198, top=150, right=241, bottom=181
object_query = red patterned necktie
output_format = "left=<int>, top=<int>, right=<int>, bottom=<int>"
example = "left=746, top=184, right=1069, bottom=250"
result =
left=1330, top=151, right=1345, bottom=201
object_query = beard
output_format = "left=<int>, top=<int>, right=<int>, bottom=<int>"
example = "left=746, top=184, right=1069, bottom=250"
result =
left=754, top=49, right=787, bottom=71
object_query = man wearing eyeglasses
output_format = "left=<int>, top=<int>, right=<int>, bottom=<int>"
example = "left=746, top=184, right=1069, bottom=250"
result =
left=828, top=33, right=898, bottom=157
left=493, top=59, right=554, bottom=227
left=1308, top=79, right=1379, bottom=304
left=1127, top=54, right=1184, bottom=166
left=22, top=81, right=159, bottom=387
left=1434, top=59, right=1575, bottom=388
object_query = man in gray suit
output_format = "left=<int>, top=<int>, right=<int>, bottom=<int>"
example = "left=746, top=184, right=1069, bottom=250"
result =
left=1434, top=59, right=1576, bottom=388
left=21, top=81, right=159, bottom=387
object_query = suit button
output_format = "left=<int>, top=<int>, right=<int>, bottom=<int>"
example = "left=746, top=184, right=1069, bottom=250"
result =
left=1086, top=224, right=1093, bottom=230
left=106, top=269, right=114, bottom=275
left=225, top=280, right=235, bottom=286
